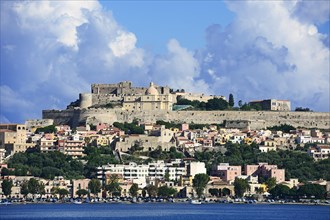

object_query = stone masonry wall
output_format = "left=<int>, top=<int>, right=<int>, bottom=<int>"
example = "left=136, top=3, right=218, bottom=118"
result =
left=43, top=109, right=330, bottom=129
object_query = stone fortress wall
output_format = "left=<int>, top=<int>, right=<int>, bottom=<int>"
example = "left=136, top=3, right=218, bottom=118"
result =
left=79, top=81, right=225, bottom=109
left=45, top=81, right=330, bottom=129
left=43, top=109, right=330, bottom=130
left=82, top=81, right=171, bottom=108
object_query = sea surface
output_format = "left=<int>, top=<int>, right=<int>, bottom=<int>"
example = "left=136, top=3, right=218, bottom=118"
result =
left=0, top=203, right=329, bottom=220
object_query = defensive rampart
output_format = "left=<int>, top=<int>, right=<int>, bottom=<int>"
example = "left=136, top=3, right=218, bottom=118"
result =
left=42, top=109, right=330, bottom=129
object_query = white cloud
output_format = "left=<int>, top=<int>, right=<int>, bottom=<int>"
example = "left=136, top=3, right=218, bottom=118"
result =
left=197, top=0, right=329, bottom=111
left=109, top=32, right=137, bottom=57
left=0, top=0, right=150, bottom=122
left=1, top=0, right=329, bottom=124
left=149, top=39, right=209, bottom=93
left=12, top=0, right=100, bottom=49
left=292, top=0, right=330, bottom=25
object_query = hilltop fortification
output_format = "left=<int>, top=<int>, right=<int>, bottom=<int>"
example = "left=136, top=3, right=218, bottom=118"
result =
left=43, top=81, right=330, bottom=129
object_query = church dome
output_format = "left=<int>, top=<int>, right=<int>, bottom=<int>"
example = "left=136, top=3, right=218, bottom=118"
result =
left=145, top=82, right=159, bottom=95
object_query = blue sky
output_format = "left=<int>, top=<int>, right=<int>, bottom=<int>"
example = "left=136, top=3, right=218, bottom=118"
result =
left=101, top=1, right=235, bottom=53
left=1, top=0, right=329, bottom=123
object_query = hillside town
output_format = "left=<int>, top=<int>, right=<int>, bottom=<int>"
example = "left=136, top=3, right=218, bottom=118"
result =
left=0, top=119, right=329, bottom=204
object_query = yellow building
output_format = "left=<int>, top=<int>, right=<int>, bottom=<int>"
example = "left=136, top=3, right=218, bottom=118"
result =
left=0, top=124, right=35, bottom=156
left=123, top=82, right=174, bottom=111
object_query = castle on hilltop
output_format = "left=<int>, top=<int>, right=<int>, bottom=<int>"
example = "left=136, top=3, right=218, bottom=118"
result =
left=42, top=81, right=329, bottom=129
left=78, top=81, right=225, bottom=111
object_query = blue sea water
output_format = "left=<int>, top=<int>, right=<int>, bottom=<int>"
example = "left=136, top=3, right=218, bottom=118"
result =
left=0, top=203, right=329, bottom=220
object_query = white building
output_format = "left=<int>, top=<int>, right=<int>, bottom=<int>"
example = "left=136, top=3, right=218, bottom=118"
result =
left=308, top=145, right=330, bottom=161
left=97, top=159, right=205, bottom=187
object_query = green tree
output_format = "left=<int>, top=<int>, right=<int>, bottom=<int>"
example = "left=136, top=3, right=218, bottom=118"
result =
left=269, top=184, right=291, bottom=199
left=58, top=188, right=69, bottom=199
left=51, top=187, right=59, bottom=197
left=234, top=178, right=249, bottom=198
left=206, top=98, right=229, bottom=110
left=28, top=178, right=40, bottom=197
left=129, top=183, right=139, bottom=197
left=297, top=184, right=326, bottom=199
left=105, top=175, right=122, bottom=197
left=169, top=147, right=183, bottom=159
left=145, top=185, right=158, bottom=197
left=38, top=181, right=45, bottom=196
left=1, top=179, right=13, bottom=197
left=164, top=170, right=170, bottom=181
left=88, top=178, right=101, bottom=198
left=238, top=100, right=243, bottom=108
left=265, top=177, right=277, bottom=191
left=1, top=168, right=11, bottom=176
left=229, top=94, right=234, bottom=108
left=20, top=181, right=29, bottom=198
left=193, top=173, right=210, bottom=198
left=222, top=188, right=231, bottom=196
left=76, top=189, right=89, bottom=198
left=157, top=185, right=177, bottom=198
left=267, top=124, right=295, bottom=133
left=142, top=189, right=147, bottom=198
left=35, top=125, right=57, bottom=134
left=208, top=188, right=220, bottom=197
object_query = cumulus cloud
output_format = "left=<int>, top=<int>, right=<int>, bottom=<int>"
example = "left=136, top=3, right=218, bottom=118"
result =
left=0, top=0, right=151, bottom=122
left=196, top=0, right=329, bottom=111
left=149, top=39, right=209, bottom=93
left=292, top=0, right=330, bottom=25
left=1, top=0, right=329, bottom=123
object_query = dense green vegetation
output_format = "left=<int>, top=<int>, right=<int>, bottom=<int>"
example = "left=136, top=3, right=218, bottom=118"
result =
left=269, top=183, right=326, bottom=199
left=6, top=151, right=84, bottom=180
left=20, top=178, right=45, bottom=198
left=35, top=125, right=57, bottom=134
left=157, top=185, right=177, bottom=197
left=156, top=120, right=223, bottom=130
left=234, top=178, right=250, bottom=198
left=176, top=97, right=229, bottom=110
left=148, top=147, right=184, bottom=160
left=1, top=179, right=13, bottom=196
left=267, top=124, right=296, bottom=133
left=129, top=183, right=139, bottom=197
left=88, top=178, right=101, bottom=197
left=66, top=99, right=80, bottom=109
left=155, top=120, right=180, bottom=129
left=83, top=146, right=119, bottom=178
left=193, top=173, right=210, bottom=198
left=113, top=121, right=144, bottom=134
left=122, top=146, right=183, bottom=165
left=295, top=107, right=312, bottom=112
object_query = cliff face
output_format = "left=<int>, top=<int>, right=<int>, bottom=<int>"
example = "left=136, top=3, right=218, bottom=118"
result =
left=43, top=109, right=330, bottom=129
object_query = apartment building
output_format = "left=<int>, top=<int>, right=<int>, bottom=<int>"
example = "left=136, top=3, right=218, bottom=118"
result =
left=97, top=160, right=205, bottom=187
left=212, top=163, right=242, bottom=182
left=308, top=145, right=330, bottom=161
left=245, top=163, right=285, bottom=183
left=0, top=124, right=35, bottom=156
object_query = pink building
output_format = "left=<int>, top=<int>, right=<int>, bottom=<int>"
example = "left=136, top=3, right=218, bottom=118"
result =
left=96, top=123, right=110, bottom=132
left=245, top=163, right=285, bottom=183
left=213, top=163, right=242, bottom=182
left=181, top=124, right=189, bottom=131
left=71, top=179, right=91, bottom=198
left=58, top=139, right=85, bottom=158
